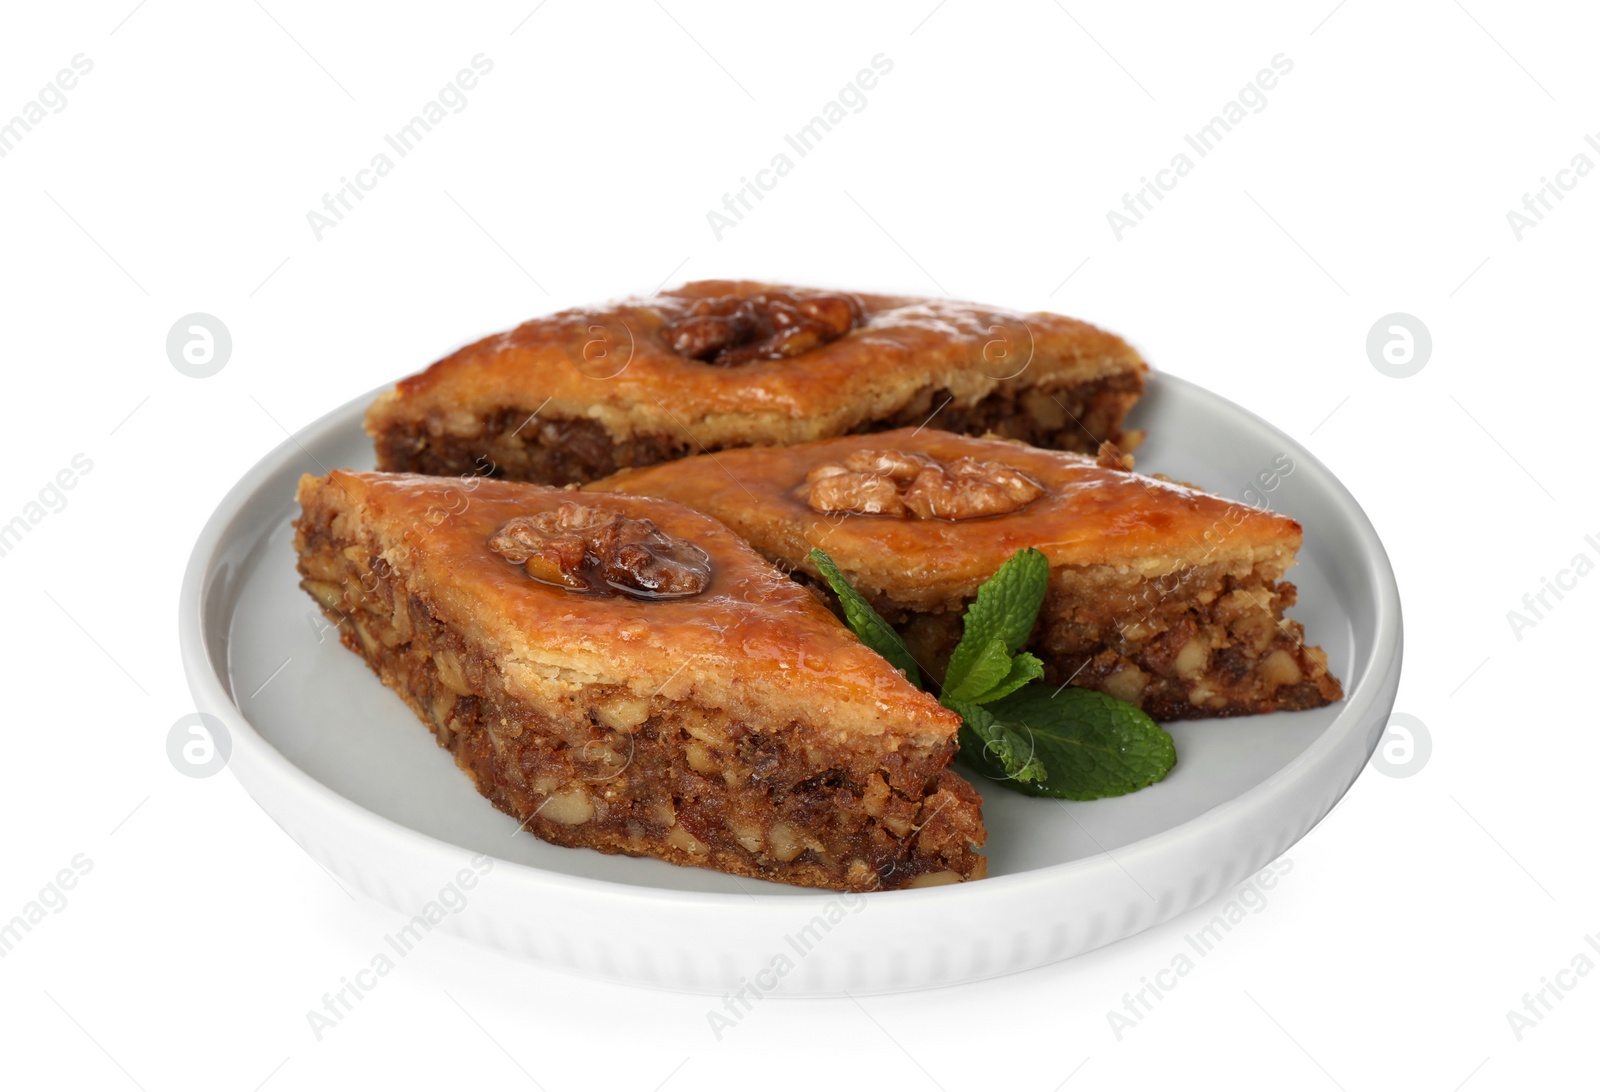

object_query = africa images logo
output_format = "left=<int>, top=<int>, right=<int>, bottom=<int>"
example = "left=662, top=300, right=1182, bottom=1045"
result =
left=1105, top=54, right=1295, bottom=240
left=305, top=55, right=495, bottom=241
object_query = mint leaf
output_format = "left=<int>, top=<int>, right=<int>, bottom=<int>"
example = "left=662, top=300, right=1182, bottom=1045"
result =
left=942, top=636, right=1010, bottom=702
left=948, top=698, right=1046, bottom=784
left=942, top=548, right=1049, bottom=702
left=809, top=548, right=921, bottom=687
left=965, top=685, right=1176, bottom=800
left=968, top=651, right=1044, bottom=705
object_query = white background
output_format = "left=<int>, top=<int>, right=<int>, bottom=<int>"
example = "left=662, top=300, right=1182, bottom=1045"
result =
left=2, top=1, right=1596, bottom=1088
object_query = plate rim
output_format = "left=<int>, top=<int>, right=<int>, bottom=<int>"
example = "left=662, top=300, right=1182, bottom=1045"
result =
left=179, top=373, right=1402, bottom=913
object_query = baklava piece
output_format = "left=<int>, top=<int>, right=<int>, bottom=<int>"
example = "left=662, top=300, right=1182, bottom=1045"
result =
left=588, top=430, right=1343, bottom=721
left=365, top=280, right=1147, bottom=484
left=293, top=470, right=984, bottom=891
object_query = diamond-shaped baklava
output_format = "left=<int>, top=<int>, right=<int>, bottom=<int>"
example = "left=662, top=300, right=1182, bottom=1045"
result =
left=588, top=430, right=1343, bottom=720
left=366, top=280, right=1146, bottom=484
left=293, top=470, right=985, bottom=891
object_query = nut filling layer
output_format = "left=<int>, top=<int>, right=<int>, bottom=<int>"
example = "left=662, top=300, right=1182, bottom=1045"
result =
left=487, top=502, right=711, bottom=599
left=660, top=291, right=865, bottom=366
left=801, top=448, right=1046, bottom=520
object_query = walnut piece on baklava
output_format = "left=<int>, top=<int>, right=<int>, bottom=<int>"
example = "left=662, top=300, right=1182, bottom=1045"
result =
left=587, top=430, right=1343, bottom=721
left=293, top=470, right=984, bottom=891
left=365, top=280, right=1147, bottom=484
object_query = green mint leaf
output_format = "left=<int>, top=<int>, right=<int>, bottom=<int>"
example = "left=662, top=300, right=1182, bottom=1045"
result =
left=965, top=684, right=1176, bottom=800
left=808, top=548, right=921, bottom=687
left=943, top=636, right=1011, bottom=702
left=966, top=651, right=1044, bottom=705
left=942, top=548, right=1049, bottom=700
left=948, top=698, right=1047, bottom=784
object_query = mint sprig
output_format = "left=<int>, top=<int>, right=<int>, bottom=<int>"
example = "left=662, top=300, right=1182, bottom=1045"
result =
left=810, top=546, right=1176, bottom=800
left=941, top=547, right=1048, bottom=706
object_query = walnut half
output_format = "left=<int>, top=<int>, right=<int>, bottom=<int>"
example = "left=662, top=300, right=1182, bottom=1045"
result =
left=487, top=502, right=712, bottom=599
left=661, top=291, right=865, bottom=366
left=801, top=449, right=1045, bottom=521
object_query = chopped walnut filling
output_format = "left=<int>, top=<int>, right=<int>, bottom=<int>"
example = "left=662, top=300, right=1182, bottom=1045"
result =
left=661, top=291, right=865, bottom=366
left=801, top=449, right=1046, bottom=520
left=487, top=503, right=711, bottom=599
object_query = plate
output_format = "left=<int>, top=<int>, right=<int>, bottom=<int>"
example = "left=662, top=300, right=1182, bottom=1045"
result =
left=179, top=374, right=1401, bottom=995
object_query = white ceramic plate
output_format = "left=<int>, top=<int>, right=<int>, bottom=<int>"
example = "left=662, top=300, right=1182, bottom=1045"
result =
left=180, top=374, right=1401, bottom=995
